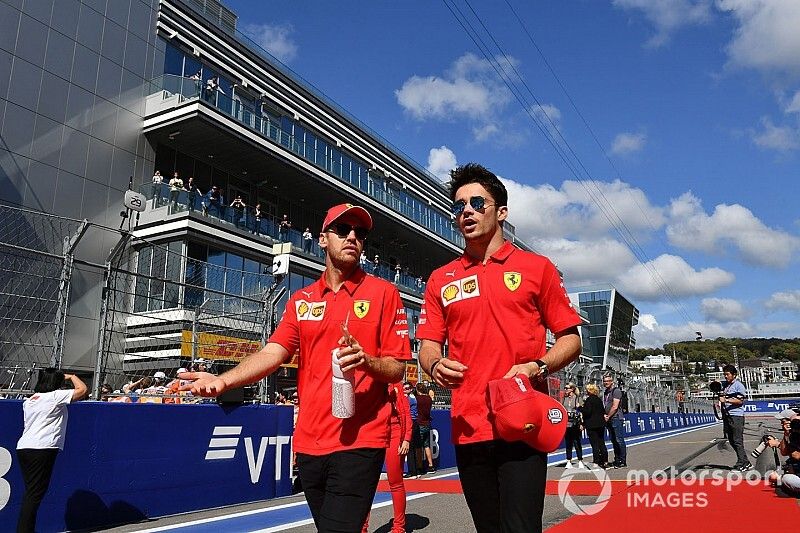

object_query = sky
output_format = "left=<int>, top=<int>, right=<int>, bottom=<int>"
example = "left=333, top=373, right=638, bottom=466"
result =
left=223, top=0, right=800, bottom=348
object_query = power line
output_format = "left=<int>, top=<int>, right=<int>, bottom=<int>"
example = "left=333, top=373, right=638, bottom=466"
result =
left=442, top=0, right=697, bottom=327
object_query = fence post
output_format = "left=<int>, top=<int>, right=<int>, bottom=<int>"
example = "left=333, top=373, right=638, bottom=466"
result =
left=51, top=220, right=88, bottom=368
left=258, top=282, right=286, bottom=404
left=91, top=233, right=131, bottom=399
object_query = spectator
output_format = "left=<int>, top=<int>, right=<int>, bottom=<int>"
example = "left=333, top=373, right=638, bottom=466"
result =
left=373, top=254, right=380, bottom=277
left=189, top=69, right=201, bottom=94
left=164, top=368, right=190, bottom=404
left=204, top=76, right=219, bottom=103
left=99, top=383, right=113, bottom=401
left=151, top=170, right=163, bottom=200
left=302, top=227, right=314, bottom=254
left=230, top=195, right=247, bottom=228
left=767, top=408, right=800, bottom=494
left=168, top=172, right=183, bottom=209
left=278, top=214, right=291, bottom=242
left=602, top=374, right=627, bottom=468
left=143, top=371, right=168, bottom=396
left=184, top=177, right=198, bottom=212
left=16, top=369, right=87, bottom=533
left=721, top=364, right=751, bottom=471
left=416, top=276, right=423, bottom=290
left=581, top=383, right=608, bottom=469
left=403, top=382, right=421, bottom=479
left=205, top=186, right=222, bottom=217
left=360, top=251, right=367, bottom=269
left=252, top=203, right=263, bottom=235
left=562, top=383, right=586, bottom=469
left=416, top=381, right=435, bottom=474
left=394, top=263, right=401, bottom=284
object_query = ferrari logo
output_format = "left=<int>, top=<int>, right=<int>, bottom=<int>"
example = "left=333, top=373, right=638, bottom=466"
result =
left=504, top=272, right=522, bottom=292
left=353, top=300, right=370, bottom=319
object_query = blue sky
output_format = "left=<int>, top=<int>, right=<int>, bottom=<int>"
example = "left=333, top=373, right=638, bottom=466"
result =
left=224, top=0, right=800, bottom=348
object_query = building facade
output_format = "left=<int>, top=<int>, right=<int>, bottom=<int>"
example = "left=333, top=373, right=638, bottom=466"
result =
left=1, top=0, right=537, bottom=382
left=570, top=284, right=639, bottom=373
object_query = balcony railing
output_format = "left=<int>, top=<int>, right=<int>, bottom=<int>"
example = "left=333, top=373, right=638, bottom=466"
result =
left=147, top=74, right=464, bottom=249
left=142, top=182, right=427, bottom=296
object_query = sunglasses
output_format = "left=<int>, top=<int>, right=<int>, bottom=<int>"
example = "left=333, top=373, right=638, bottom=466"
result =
left=326, top=223, right=368, bottom=240
left=451, top=195, right=495, bottom=216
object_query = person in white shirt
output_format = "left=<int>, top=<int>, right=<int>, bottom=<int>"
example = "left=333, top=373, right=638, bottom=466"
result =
left=16, top=368, right=86, bottom=533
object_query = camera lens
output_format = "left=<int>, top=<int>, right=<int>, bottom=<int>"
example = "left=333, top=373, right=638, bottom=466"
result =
left=751, top=441, right=768, bottom=458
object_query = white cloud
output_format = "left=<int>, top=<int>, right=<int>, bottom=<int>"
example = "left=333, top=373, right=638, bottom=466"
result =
left=502, top=178, right=665, bottom=240
left=666, top=192, right=800, bottom=267
left=472, top=123, right=499, bottom=142
left=765, top=290, right=800, bottom=312
left=785, top=91, right=800, bottom=113
left=241, top=23, right=298, bottom=63
left=426, top=146, right=458, bottom=183
left=395, top=53, right=512, bottom=122
left=700, top=297, right=750, bottom=322
left=531, top=103, right=561, bottom=125
left=751, top=117, right=800, bottom=151
left=532, top=237, right=638, bottom=287
left=610, top=132, right=647, bottom=155
left=613, top=0, right=713, bottom=47
left=717, top=0, right=800, bottom=74
left=617, top=254, right=734, bottom=300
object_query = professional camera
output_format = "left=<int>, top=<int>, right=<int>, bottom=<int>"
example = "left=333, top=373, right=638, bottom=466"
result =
left=752, top=434, right=775, bottom=458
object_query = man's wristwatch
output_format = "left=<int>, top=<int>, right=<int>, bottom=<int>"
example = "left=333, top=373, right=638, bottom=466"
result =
left=531, top=359, right=548, bottom=381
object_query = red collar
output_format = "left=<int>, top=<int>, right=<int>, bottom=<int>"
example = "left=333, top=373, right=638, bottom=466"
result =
left=316, top=268, right=366, bottom=295
left=459, top=240, right=516, bottom=269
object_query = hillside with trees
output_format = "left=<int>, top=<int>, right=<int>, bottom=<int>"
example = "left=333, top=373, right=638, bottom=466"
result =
left=631, top=338, right=800, bottom=368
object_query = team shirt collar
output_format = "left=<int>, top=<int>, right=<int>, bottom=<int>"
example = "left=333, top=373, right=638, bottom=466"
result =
left=317, top=267, right=366, bottom=295
left=459, top=240, right=516, bottom=269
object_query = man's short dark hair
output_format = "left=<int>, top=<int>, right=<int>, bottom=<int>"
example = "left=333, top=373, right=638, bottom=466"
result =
left=722, top=364, right=738, bottom=375
left=449, top=163, right=508, bottom=208
left=34, top=367, right=65, bottom=393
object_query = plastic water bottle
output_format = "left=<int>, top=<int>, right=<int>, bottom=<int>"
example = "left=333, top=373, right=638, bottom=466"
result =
left=332, top=348, right=355, bottom=418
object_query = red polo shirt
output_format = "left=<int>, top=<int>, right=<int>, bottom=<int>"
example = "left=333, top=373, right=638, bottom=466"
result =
left=416, top=240, right=581, bottom=445
left=269, top=269, right=411, bottom=455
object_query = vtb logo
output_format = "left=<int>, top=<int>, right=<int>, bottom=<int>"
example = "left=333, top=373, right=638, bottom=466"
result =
left=205, top=426, right=292, bottom=484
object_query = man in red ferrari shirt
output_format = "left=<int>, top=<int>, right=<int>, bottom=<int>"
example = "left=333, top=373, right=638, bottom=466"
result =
left=183, top=203, right=410, bottom=532
left=417, top=164, right=582, bottom=533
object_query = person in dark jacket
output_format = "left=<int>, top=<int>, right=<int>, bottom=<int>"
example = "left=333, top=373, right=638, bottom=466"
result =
left=580, top=383, right=609, bottom=469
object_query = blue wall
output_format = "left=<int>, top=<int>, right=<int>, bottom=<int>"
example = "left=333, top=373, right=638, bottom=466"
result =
left=0, top=401, right=294, bottom=531
left=0, top=403, right=717, bottom=531
left=742, top=399, right=800, bottom=415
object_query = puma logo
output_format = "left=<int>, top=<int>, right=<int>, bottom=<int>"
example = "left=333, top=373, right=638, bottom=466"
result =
left=301, top=291, right=312, bottom=298
left=445, top=270, right=456, bottom=277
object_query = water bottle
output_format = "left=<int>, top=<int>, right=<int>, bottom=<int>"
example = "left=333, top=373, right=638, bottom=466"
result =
left=332, top=348, right=355, bottom=418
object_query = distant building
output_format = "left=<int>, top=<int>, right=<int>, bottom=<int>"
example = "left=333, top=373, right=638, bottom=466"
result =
left=643, top=354, right=672, bottom=369
left=569, top=285, right=639, bottom=373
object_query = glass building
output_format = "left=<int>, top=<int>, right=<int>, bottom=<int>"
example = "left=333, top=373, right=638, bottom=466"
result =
left=0, top=0, right=533, bottom=374
left=570, top=285, right=639, bottom=373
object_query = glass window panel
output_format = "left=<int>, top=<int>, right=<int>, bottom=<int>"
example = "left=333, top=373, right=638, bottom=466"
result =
left=148, top=245, right=167, bottom=311
left=133, top=246, right=151, bottom=312
left=164, top=43, right=184, bottom=76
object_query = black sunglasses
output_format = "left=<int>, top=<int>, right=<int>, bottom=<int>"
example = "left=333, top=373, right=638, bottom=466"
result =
left=451, top=195, right=495, bottom=216
left=326, top=223, right=368, bottom=240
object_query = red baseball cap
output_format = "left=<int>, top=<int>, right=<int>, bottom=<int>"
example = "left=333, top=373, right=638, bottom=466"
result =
left=321, top=203, right=373, bottom=233
left=487, top=374, right=567, bottom=453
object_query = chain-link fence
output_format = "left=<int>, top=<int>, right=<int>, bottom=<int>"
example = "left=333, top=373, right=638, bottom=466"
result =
left=0, top=205, right=88, bottom=396
left=92, top=234, right=282, bottom=402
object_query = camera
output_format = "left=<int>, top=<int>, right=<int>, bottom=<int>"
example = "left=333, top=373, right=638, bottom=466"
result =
left=752, top=434, right=775, bottom=458
left=709, top=381, right=722, bottom=393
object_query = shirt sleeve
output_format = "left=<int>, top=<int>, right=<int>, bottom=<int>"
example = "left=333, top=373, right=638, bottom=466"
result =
left=415, top=274, right=446, bottom=343
left=268, top=293, right=301, bottom=354
left=54, top=389, right=73, bottom=405
left=536, top=259, right=582, bottom=334
left=378, top=285, right=412, bottom=360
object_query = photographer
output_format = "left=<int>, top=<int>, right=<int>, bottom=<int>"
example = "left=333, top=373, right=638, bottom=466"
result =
left=720, top=365, right=752, bottom=471
left=766, top=408, right=800, bottom=495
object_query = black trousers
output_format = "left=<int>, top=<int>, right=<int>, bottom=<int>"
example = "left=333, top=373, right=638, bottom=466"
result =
left=586, top=427, right=608, bottom=466
left=16, top=448, right=59, bottom=533
left=723, top=415, right=748, bottom=466
left=455, top=439, right=547, bottom=533
left=564, top=426, right=583, bottom=461
left=296, top=448, right=385, bottom=533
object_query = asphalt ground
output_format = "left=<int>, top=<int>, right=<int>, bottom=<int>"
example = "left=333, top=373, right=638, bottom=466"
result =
left=102, top=417, right=795, bottom=533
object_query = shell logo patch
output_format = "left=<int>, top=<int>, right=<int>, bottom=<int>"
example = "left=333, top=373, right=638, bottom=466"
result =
left=440, top=274, right=480, bottom=307
left=523, top=423, right=536, bottom=433
left=504, top=272, right=522, bottom=292
left=547, top=408, right=563, bottom=424
left=296, top=301, right=310, bottom=319
left=353, top=300, right=370, bottom=318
